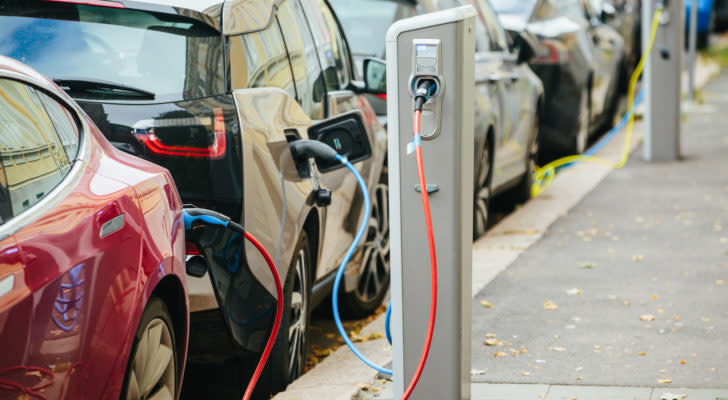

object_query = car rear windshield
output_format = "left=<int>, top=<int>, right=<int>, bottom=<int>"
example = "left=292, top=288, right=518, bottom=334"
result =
left=330, top=0, right=418, bottom=59
left=0, top=2, right=224, bottom=102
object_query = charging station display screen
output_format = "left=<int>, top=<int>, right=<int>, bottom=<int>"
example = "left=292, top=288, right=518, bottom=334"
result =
left=416, top=44, right=437, bottom=58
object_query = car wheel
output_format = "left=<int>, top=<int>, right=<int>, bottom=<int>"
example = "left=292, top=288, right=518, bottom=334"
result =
left=342, top=181, right=390, bottom=318
left=473, top=134, right=492, bottom=240
left=512, top=112, right=540, bottom=204
left=122, top=297, right=177, bottom=400
left=264, top=231, right=312, bottom=395
left=574, top=87, right=589, bottom=154
left=697, top=31, right=710, bottom=49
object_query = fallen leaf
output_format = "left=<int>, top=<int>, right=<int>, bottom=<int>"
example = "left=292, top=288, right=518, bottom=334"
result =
left=493, top=351, right=509, bottom=357
left=660, top=369, right=665, bottom=373
left=640, top=314, right=656, bottom=321
left=522, top=371, right=531, bottom=376
left=566, top=288, right=583, bottom=295
left=658, top=379, right=673, bottom=384
left=594, top=345, right=601, bottom=350
left=485, top=333, right=497, bottom=338
left=622, top=300, right=631, bottom=306
left=632, top=254, right=644, bottom=262
left=480, top=300, right=494, bottom=308
left=651, top=294, right=659, bottom=300
left=576, top=376, right=583, bottom=381
left=580, top=262, right=596, bottom=269
left=658, top=309, right=665, bottom=314
left=717, top=280, right=725, bottom=285
left=484, top=339, right=499, bottom=346
left=544, top=300, right=559, bottom=310
left=701, top=317, right=711, bottom=322
left=639, top=352, right=647, bottom=356
left=470, top=368, right=487, bottom=375
left=550, top=346, right=567, bottom=352
left=680, top=360, right=686, bottom=364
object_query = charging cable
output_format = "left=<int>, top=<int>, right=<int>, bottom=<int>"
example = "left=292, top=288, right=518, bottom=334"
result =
left=531, top=4, right=664, bottom=196
left=183, top=209, right=283, bottom=400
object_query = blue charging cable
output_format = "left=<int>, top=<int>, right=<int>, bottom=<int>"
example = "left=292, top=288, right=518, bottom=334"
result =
left=332, top=154, right=393, bottom=375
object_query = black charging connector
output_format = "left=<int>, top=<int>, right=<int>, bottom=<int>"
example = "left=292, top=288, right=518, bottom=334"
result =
left=414, top=79, right=437, bottom=112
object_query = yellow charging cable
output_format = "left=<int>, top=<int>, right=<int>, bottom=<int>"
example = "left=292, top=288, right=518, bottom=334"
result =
left=531, top=7, right=664, bottom=197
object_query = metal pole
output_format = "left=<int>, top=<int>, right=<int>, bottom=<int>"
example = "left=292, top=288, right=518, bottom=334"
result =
left=688, top=0, right=698, bottom=102
left=643, top=0, right=682, bottom=161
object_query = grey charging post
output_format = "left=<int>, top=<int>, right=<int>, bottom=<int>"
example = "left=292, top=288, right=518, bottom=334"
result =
left=386, top=6, right=475, bottom=400
left=643, top=0, right=682, bottom=161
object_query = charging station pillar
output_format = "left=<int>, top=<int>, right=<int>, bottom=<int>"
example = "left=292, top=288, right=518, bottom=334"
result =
left=386, top=6, right=475, bottom=400
left=643, top=0, right=682, bottom=161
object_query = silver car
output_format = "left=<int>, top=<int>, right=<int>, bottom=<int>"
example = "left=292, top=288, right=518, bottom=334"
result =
left=331, top=0, right=545, bottom=238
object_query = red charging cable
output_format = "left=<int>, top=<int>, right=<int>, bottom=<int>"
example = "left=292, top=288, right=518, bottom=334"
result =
left=401, top=109, right=438, bottom=400
left=241, top=230, right=284, bottom=400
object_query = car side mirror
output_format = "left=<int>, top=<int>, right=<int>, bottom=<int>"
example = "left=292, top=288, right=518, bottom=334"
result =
left=515, top=31, right=538, bottom=64
left=601, top=3, right=616, bottom=22
left=362, top=57, right=387, bottom=94
left=307, top=111, right=372, bottom=173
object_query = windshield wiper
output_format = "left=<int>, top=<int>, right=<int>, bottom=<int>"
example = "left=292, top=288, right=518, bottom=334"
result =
left=53, top=78, right=155, bottom=100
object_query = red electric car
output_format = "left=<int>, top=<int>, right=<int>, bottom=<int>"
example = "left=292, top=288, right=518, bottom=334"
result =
left=0, top=56, right=188, bottom=400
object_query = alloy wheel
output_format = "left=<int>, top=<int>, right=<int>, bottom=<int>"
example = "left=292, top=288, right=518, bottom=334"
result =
left=125, top=319, right=175, bottom=400
left=473, top=140, right=491, bottom=239
left=288, top=248, right=309, bottom=380
left=355, top=183, right=390, bottom=303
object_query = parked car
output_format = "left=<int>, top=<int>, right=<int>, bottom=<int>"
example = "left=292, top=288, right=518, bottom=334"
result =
left=686, top=0, right=714, bottom=48
left=331, top=0, right=545, bottom=237
left=0, top=0, right=387, bottom=395
left=0, top=56, right=188, bottom=400
left=493, top=0, right=627, bottom=158
left=597, top=0, right=641, bottom=70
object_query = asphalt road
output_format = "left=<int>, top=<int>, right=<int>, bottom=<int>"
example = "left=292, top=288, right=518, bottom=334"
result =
left=470, top=71, right=728, bottom=388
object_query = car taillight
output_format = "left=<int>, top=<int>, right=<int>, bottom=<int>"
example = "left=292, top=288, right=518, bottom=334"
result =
left=133, top=108, right=227, bottom=159
left=532, top=41, right=569, bottom=64
left=186, top=241, right=201, bottom=255
left=375, top=93, right=387, bottom=100
left=42, top=0, right=124, bottom=8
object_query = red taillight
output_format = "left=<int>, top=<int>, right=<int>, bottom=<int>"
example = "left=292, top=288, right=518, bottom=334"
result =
left=532, top=41, right=568, bottom=64
left=133, top=108, right=227, bottom=159
left=375, top=93, right=387, bottom=100
left=43, top=0, right=124, bottom=8
left=186, top=241, right=201, bottom=255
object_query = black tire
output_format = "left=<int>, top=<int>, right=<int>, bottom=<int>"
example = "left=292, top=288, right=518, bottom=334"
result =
left=259, top=231, right=312, bottom=397
left=121, top=296, right=178, bottom=400
left=473, top=133, right=493, bottom=240
left=512, top=111, right=540, bottom=205
left=341, top=178, right=390, bottom=318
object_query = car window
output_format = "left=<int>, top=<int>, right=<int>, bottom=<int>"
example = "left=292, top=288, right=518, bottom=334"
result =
left=531, top=0, right=557, bottom=20
left=227, top=20, right=297, bottom=99
left=0, top=78, right=76, bottom=224
left=37, top=91, right=80, bottom=160
left=277, top=0, right=326, bottom=120
left=330, top=0, right=419, bottom=60
left=0, top=4, right=224, bottom=102
left=300, top=0, right=351, bottom=92
left=474, top=0, right=511, bottom=52
left=557, top=0, right=587, bottom=20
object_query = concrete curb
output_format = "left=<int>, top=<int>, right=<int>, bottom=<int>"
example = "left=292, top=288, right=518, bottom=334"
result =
left=272, top=58, right=721, bottom=400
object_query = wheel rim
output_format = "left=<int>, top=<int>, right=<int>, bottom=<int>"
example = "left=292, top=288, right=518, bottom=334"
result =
left=126, top=319, right=175, bottom=400
left=288, top=248, right=308, bottom=380
left=576, top=89, right=589, bottom=154
left=355, top=183, right=390, bottom=303
left=474, top=141, right=491, bottom=239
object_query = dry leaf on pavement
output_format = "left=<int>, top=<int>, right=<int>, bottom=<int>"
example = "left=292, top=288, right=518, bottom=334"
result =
left=544, top=300, right=558, bottom=310
left=640, top=314, right=656, bottom=321
left=493, top=351, right=509, bottom=357
left=484, top=339, right=499, bottom=346
left=658, top=379, right=673, bottom=384
left=480, top=300, right=494, bottom=308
